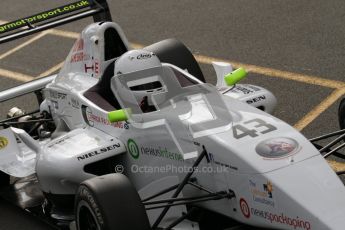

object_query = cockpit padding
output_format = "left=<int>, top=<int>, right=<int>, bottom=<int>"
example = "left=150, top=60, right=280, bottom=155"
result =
left=84, top=61, right=121, bottom=111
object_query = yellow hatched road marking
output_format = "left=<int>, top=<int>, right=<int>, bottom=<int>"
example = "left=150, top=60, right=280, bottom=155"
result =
left=1, top=19, right=344, bottom=89
left=37, top=61, right=64, bottom=78
left=0, top=31, right=50, bottom=60
left=195, top=55, right=345, bottom=89
left=48, top=29, right=79, bottom=39
left=45, top=29, right=345, bottom=89
left=0, top=68, right=34, bottom=82
left=294, top=89, right=345, bottom=131
left=328, top=159, right=345, bottom=173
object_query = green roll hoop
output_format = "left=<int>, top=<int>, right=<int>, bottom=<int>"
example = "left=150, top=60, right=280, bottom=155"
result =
left=224, top=67, right=247, bottom=86
left=108, top=109, right=129, bottom=122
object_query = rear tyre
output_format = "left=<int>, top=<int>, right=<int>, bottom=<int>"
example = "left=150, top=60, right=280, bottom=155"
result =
left=339, top=98, right=345, bottom=130
left=75, top=173, right=151, bottom=230
left=144, top=38, right=206, bottom=83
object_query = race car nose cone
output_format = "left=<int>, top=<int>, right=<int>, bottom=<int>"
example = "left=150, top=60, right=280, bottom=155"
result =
left=261, top=154, right=345, bottom=230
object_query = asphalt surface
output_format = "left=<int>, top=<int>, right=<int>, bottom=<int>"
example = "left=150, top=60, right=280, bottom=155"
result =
left=0, top=0, right=345, bottom=229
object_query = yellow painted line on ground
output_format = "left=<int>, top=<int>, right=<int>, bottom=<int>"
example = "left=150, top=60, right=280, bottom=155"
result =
left=0, top=68, right=34, bottom=82
left=294, top=88, right=345, bottom=131
left=1, top=18, right=345, bottom=89
left=328, top=159, right=345, bottom=173
left=48, top=29, right=145, bottom=50
left=37, top=61, right=64, bottom=78
left=131, top=43, right=144, bottom=49
left=195, top=55, right=345, bottom=89
left=0, top=64, right=62, bottom=83
left=48, top=29, right=79, bottom=39
left=47, top=28, right=345, bottom=90
left=0, top=30, right=50, bottom=60
left=4, top=22, right=344, bottom=89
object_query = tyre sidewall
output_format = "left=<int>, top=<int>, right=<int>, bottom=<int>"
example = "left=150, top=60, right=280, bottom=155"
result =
left=339, top=98, right=345, bottom=129
left=0, top=172, right=10, bottom=188
left=76, top=185, right=105, bottom=230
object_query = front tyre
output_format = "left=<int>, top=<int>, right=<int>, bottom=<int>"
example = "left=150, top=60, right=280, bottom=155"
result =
left=339, top=98, right=345, bottom=130
left=75, top=174, right=151, bottom=230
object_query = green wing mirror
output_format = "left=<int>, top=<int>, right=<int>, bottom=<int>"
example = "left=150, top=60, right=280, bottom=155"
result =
left=108, top=109, right=129, bottom=122
left=224, top=67, right=247, bottom=86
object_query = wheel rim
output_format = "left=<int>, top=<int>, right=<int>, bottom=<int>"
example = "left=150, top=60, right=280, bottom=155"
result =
left=77, top=202, right=100, bottom=230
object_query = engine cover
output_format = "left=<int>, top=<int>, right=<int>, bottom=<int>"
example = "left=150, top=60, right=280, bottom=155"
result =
left=36, top=127, right=126, bottom=194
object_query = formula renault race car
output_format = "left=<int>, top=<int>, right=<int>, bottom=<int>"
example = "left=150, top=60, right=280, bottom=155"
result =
left=1, top=1, right=345, bottom=230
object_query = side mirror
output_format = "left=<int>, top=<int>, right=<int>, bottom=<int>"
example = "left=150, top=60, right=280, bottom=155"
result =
left=224, top=67, right=247, bottom=86
left=108, top=109, right=129, bottom=122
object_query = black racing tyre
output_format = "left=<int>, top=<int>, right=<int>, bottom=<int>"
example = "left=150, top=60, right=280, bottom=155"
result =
left=0, top=171, right=9, bottom=188
left=339, top=97, right=345, bottom=130
left=75, top=173, right=151, bottom=230
left=144, top=38, right=206, bottom=83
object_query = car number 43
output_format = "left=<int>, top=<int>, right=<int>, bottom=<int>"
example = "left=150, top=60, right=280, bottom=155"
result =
left=232, top=118, right=277, bottom=139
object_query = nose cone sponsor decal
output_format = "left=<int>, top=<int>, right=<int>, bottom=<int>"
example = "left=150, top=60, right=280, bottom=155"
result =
left=0, top=137, right=8, bottom=149
left=256, top=137, right=299, bottom=159
left=249, top=179, right=275, bottom=208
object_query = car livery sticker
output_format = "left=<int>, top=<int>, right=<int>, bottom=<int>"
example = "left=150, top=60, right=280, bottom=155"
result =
left=77, top=143, right=121, bottom=161
left=249, top=179, right=276, bottom=208
left=127, top=139, right=183, bottom=161
left=0, top=137, right=8, bottom=149
left=255, top=137, right=300, bottom=159
left=251, top=208, right=311, bottom=230
left=86, top=108, right=129, bottom=129
left=127, top=139, right=139, bottom=159
left=240, top=198, right=250, bottom=219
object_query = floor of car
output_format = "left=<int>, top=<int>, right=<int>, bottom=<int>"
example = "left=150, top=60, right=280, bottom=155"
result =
left=0, top=197, right=55, bottom=230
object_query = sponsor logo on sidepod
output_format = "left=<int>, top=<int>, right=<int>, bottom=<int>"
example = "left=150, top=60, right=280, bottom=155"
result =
left=0, top=137, right=8, bottom=149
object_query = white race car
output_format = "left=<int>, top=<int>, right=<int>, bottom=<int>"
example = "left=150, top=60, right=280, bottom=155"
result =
left=0, top=1, right=345, bottom=230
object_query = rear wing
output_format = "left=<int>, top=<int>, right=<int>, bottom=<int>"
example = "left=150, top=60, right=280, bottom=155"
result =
left=0, top=0, right=113, bottom=103
left=0, top=0, right=112, bottom=44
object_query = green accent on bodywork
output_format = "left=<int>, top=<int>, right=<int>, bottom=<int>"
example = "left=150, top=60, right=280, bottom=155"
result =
left=127, top=139, right=139, bottom=159
left=224, top=67, right=247, bottom=86
left=108, top=109, right=129, bottom=122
